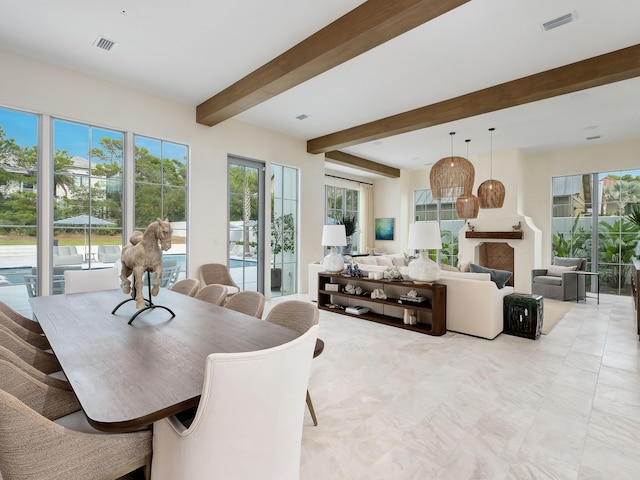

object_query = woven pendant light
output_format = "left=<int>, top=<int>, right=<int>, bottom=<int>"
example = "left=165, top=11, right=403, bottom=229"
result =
left=430, top=132, right=475, bottom=200
left=477, top=127, right=505, bottom=208
left=455, top=139, right=479, bottom=219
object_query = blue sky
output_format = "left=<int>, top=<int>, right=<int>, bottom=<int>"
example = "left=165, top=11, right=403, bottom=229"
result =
left=0, top=108, right=186, bottom=162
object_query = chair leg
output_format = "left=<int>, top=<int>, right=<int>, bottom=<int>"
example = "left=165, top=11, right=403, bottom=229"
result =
left=306, top=390, right=318, bottom=426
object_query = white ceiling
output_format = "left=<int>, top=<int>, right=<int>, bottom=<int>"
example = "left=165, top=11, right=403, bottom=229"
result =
left=1, top=0, right=639, bottom=177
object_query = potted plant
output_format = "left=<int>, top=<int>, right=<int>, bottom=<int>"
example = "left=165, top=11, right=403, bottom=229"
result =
left=338, top=214, right=357, bottom=254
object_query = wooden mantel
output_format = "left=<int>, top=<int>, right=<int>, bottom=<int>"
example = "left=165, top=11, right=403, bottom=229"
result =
left=465, top=231, right=523, bottom=240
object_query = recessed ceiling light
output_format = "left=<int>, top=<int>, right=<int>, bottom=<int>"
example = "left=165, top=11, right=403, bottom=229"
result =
left=120, top=10, right=128, bottom=15
left=295, top=114, right=309, bottom=120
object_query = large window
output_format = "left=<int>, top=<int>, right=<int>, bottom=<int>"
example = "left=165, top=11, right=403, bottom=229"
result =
left=414, top=189, right=462, bottom=266
left=325, top=184, right=359, bottom=254
left=0, top=108, right=38, bottom=310
left=134, top=135, right=188, bottom=282
left=0, top=106, right=190, bottom=315
left=52, top=119, right=123, bottom=271
left=552, top=171, right=640, bottom=296
left=271, top=164, right=298, bottom=297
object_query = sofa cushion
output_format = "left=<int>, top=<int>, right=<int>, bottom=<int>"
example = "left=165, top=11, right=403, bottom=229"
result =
left=469, top=263, right=512, bottom=288
left=533, top=275, right=562, bottom=286
left=376, top=256, right=394, bottom=267
left=439, top=263, right=459, bottom=272
left=553, top=257, right=584, bottom=269
left=355, top=256, right=377, bottom=265
left=389, top=254, right=406, bottom=267
left=547, top=264, right=577, bottom=277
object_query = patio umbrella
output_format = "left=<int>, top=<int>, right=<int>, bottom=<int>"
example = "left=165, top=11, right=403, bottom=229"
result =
left=54, top=215, right=116, bottom=258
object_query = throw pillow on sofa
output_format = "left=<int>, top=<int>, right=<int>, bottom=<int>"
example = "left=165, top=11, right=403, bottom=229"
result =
left=356, top=256, right=378, bottom=265
left=546, top=264, right=577, bottom=277
left=376, top=256, right=394, bottom=267
left=469, top=263, right=512, bottom=288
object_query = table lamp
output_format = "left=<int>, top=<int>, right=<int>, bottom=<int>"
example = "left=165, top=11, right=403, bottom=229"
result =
left=322, top=224, right=347, bottom=273
left=407, top=222, right=442, bottom=283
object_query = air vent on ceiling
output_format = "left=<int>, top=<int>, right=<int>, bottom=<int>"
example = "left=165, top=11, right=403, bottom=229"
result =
left=542, top=12, right=576, bottom=31
left=94, top=36, right=118, bottom=51
left=586, top=135, right=601, bottom=141
left=295, top=114, right=310, bottom=120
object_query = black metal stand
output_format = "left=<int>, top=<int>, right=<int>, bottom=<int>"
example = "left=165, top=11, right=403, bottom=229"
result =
left=112, top=271, right=175, bottom=324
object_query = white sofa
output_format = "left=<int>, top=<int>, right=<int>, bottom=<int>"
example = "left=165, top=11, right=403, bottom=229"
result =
left=308, top=254, right=514, bottom=340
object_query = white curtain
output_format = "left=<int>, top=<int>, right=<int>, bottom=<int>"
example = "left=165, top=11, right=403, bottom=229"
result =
left=359, top=183, right=373, bottom=253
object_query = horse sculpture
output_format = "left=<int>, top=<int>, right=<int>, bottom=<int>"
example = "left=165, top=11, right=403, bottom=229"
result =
left=120, top=218, right=173, bottom=308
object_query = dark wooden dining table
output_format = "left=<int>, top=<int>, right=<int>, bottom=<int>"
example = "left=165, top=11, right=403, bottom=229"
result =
left=29, top=288, right=299, bottom=433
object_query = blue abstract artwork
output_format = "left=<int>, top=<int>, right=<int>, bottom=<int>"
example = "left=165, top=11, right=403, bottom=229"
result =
left=375, top=218, right=394, bottom=240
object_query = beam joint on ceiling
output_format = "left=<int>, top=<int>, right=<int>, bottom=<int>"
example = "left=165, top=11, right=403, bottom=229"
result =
left=307, top=43, right=640, bottom=154
left=196, top=0, right=470, bottom=126
left=325, top=150, right=400, bottom=178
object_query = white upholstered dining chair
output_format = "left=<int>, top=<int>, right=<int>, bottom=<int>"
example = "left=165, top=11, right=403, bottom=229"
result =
left=151, top=324, right=319, bottom=480
left=64, top=267, right=120, bottom=294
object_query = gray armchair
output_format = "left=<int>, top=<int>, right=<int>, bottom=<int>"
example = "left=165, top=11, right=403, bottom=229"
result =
left=532, top=257, right=586, bottom=301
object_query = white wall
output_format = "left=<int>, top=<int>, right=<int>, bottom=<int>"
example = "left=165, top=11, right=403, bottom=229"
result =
left=0, top=48, right=325, bottom=294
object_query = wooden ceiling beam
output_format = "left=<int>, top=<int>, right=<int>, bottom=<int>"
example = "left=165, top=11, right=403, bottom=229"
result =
left=196, top=0, right=470, bottom=126
left=325, top=150, right=400, bottom=178
left=308, top=43, right=640, bottom=154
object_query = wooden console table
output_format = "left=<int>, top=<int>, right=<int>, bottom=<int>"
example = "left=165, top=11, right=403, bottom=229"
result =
left=317, top=272, right=446, bottom=336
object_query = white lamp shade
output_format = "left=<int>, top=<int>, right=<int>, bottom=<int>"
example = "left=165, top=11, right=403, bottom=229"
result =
left=407, top=222, right=442, bottom=251
left=322, top=224, right=347, bottom=246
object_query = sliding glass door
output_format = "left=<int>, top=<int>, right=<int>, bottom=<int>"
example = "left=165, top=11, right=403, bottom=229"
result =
left=228, top=156, right=264, bottom=292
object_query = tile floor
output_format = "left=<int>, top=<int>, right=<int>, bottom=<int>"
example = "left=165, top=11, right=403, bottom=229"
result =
left=295, top=293, right=640, bottom=480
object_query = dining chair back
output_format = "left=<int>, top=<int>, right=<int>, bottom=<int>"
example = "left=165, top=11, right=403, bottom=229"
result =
left=0, top=325, right=62, bottom=374
left=224, top=290, right=265, bottom=318
left=0, top=345, right=71, bottom=391
left=199, top=263, right=240, bottom=296
left=0, top=311, right=50, bottom=350
left=64, top=267, right=120, bottom=294
left=0, top=301, right=43, bottom=334
left=170, top=278, right=200, bottom=297
left=0, top=359, right=79, bottom=420
left=265, top=300, right=321, bottom=426
left=151, top=324, right=319, bottom=480
left=194, top=284, right=228, bottom=306
left=0, top=388, right=152, bottom=480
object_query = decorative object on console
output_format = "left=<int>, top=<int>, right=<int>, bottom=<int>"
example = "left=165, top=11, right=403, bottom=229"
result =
left=325, top=283, right=339, bottom=292
left=344, top=283, right=363, bottom=296
left=477, top=127, right=505, bottom=209
left=371, top=288, right=387, bottom=300
left=321, top=224, right=347, bottom=273
left=407, top=222, right=442, bottom=283
left=385, top=266, right=404, bottom=281
left=455, top=139, right=480, bottom=220
left=346, top=261, right=363, bottom=278
left=399, top=288, right=427, bottom=305
left=430, top=132, right=475, bottom=200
